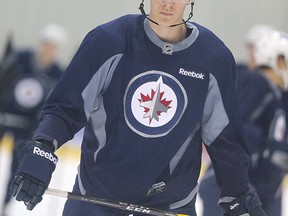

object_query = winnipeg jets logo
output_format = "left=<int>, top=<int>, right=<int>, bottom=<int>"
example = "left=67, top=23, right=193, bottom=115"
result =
left=124, top=71, right=187, bottom=138
left=132, top=76, right=176, bottom=128
left=13, top=77, right=44, bottom=110
left=139, top=78, right=172, bottom=125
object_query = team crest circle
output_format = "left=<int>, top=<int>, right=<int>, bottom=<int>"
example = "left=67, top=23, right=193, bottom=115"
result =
left=13, top=76, right=45, bottom=111
left=124, top=71, right=187, bottom=138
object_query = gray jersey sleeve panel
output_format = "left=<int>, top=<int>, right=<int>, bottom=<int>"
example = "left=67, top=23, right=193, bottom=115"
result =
left=81, top=54, right=123, bottom=162
left=202, top=73, right=229, bottom=146
left=81, top=54, right=123, bottom=119
left=91, top=97, right=107, bottom=162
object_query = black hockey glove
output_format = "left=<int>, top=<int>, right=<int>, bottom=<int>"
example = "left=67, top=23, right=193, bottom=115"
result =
left=218, top=192, right=267, bottom=216
left=9, top=140, right=58, bottom=210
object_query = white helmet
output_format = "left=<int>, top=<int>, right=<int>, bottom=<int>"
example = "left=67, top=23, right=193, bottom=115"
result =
left=39, top=23, right=67, bottom=46
left=253, top=30, right=288, bottom=87
left=246, top=24, right=275, bottom=45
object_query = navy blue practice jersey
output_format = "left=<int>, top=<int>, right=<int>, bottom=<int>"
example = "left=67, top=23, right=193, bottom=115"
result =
left=34, top=15, right=249, bottom=208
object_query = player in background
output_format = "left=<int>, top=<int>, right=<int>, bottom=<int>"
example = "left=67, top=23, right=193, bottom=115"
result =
left=250, top=29, right=288, bottom=215
left=0, top=23, right=67, bottom=215
left=245, top=24, right=276, bottom=70
left=8, top=0, right=267, bottom=215
left=199, top=26, right=288, bottom=216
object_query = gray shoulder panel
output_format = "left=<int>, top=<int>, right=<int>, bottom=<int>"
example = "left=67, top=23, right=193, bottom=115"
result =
left=202, top=73, right=229, bottom=146
left=81, top=54, right=123, bottom=119
left=81, top=54, right=123, bottom=162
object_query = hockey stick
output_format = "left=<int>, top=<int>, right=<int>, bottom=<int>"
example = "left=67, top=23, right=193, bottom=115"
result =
left=45, top=188, right=186, bottom=216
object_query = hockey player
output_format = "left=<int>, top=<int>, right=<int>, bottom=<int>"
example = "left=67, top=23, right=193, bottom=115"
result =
left=0, top=23, right=67, bottom=215
left=245, top=24, right=276, bottom=70
left=9, top=0, right=267, bottom=215
left=251, top=30, right=288, bottom=216
left=199, top=27, right=288, bottom=216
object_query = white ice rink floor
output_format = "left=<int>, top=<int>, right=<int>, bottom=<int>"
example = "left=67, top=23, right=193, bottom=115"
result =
left=1, top=134, right=287, bottom=216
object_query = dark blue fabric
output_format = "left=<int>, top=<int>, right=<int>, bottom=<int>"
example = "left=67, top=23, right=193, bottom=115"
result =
left=62, top=177, right=197, bottom=216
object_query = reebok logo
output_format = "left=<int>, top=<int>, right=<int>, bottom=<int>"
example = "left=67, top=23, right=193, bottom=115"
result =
left=229, top=203, right=240, bottom=210
left=33, top=147, right=58, bottom=165
left=179, top=68, right=205, bottom=80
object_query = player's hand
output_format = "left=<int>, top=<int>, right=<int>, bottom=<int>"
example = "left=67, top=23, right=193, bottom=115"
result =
left=218, top=192, right=267, bottom=216
left=9, top=140, right=58, bottom=210
left=9, top=174, right=47, bottom=210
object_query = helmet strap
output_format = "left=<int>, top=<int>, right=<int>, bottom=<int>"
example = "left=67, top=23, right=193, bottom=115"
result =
left=138, top=0, right=194, bottom=28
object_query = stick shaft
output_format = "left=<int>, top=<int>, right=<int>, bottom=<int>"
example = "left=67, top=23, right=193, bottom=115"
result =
left=45, top=188, right=178, bottom=216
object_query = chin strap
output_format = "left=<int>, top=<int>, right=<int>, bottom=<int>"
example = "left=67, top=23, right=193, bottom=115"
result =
left=138, top=0, right=194, bottom=27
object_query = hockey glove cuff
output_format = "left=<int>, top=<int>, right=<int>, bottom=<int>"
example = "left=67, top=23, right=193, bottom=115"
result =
left=218, top=192, right=267, bottom=216
left=9, top=140, right=58, bottom=210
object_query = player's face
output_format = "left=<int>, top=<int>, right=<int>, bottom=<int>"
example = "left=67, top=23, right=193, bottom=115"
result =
left=38, top=41, right=59, bottom=66
left=246, top=44, right=257, bottom=70
left=149, top=0, right=189, bottom=27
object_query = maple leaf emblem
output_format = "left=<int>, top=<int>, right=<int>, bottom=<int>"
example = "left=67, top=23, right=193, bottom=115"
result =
left=139, top=83, right=172, bottom=124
